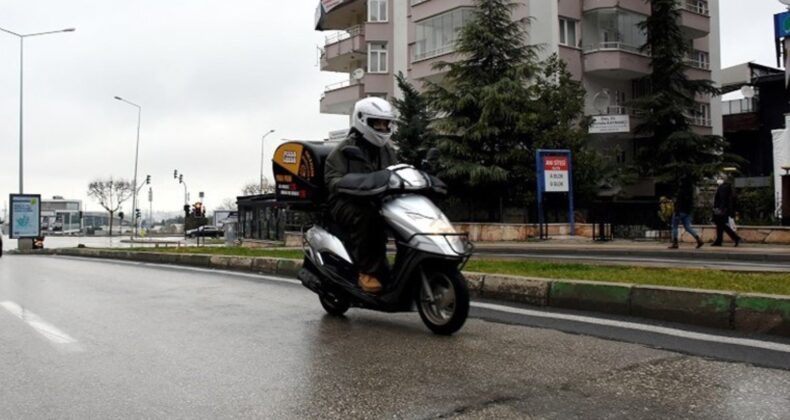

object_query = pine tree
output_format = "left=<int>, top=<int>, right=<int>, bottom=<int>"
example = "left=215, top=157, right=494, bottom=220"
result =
left=392, top=72, right=435, bottom=167
left=632, top=0, right=727, bottom=191
left=531, top=54, right=613, bottom=205
left=426, top=0, right=540, bottom=220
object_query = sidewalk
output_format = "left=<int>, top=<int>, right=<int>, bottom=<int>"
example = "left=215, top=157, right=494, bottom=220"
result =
left=471, top=238, right=790, bottom=263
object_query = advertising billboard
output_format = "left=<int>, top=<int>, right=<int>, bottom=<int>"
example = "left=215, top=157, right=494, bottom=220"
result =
left=9, top=194, right=41, bottom=239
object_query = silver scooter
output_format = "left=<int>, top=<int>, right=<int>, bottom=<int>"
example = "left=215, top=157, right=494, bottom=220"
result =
left=297, top=163, right=473, bottom=335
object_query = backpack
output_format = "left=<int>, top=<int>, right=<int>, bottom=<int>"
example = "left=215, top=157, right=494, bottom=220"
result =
left=658, top=196, right=674, bottom=224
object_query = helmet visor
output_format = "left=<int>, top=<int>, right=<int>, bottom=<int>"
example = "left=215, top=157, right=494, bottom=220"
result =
left=367, top=118, right=392, bottom=134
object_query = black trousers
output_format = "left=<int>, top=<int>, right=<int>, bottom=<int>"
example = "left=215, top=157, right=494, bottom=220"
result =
left=330, top=198, right=389, bottom=279
left=712, top=214, right=739, bottom=245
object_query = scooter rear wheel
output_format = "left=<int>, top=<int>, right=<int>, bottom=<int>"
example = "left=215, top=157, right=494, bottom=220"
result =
left=319, top=293, right=350, bottom=316
left=417, top=268, right=469, bottom=335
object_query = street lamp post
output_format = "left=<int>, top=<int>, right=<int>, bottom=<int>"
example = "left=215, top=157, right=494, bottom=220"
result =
left=174, top=170, right=189, bottom=239
left=260, top=129, right=275, bottom=192
left=114, top=96, right=142, bottom=240
left=0, top=26, right=75, bottom=194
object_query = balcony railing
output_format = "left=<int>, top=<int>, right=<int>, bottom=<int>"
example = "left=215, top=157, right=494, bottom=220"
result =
left=607, top=106, right=628, bottom=115
left=324, top=78, right=362, bottom=92
left=325, top=25, right=364, bottom=45
left=683, top=0, right=709, bottom=16
left=413, top=43, right=457, bottom=62
left=723, top=98, right=757, bottom=115
left=583, top=42, right=646, bottom=55
left=410, top=0, right=430, bottom=5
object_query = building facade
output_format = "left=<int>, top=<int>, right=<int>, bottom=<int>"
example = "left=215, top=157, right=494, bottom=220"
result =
left=41, top=197, right=82, bottom=234
left=315, top=0, right=721, bottom=194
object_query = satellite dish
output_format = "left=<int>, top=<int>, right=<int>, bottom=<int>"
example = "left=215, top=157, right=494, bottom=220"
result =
left=592, top=89, right=611, bottom=115
left=351, top=68, right=365, bottom=80
left=740, top=85, right=755, bottom=99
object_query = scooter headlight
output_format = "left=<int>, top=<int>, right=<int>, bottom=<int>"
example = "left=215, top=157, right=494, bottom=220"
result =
left=405, top=211, right=455, bottom=233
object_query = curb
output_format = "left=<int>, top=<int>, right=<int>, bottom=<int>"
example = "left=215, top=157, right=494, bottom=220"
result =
left=33, top=248, right=790, bottom=338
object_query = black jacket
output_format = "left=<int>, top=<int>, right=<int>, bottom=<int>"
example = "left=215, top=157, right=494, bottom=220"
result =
left=674, top=182, right=695, bottom=214
left=713, top=182, right=736, bottom=217
left=324, top=131, right=398, bottom=203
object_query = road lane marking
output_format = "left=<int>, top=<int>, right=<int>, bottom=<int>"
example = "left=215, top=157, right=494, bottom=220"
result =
left=1, top=301, right=82, bottom=349
left=472, top=301, right=790, bottom=353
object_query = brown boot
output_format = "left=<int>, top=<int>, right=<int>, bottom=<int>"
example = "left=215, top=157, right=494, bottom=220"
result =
left=358, top=273, right=382, bottom=294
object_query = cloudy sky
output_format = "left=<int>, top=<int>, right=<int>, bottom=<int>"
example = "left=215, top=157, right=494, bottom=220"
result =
left=0, top=0, right=787, bottom=214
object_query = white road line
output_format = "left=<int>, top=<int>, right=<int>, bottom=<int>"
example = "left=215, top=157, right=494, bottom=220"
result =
left=472, top=301, right=790, bottom=353
left=55, top=255, right=302, bottom=285
left=1, top=301, right=81, bottom=349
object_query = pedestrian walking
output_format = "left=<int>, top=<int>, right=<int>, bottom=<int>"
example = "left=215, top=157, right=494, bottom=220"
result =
left=668, top=179, right=704, bottom=249
left=711, top=175, right=741, bottom=247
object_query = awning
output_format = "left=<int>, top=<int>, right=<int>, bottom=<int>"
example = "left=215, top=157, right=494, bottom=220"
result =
left=315, top=0, right=349, bottom=30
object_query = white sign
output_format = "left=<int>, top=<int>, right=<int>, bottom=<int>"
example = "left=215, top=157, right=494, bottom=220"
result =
left=589, top=115, right=630, bottom=134
left=543, top=156, right=569, bottom=192
left=10, top=194, right=41, bottom=238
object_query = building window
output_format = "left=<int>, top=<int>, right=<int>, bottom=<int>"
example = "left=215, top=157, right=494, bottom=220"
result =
left=368, top=43, right=388, bottom=73
left=413, top=7, right=475, bottom=62
left=689, top=103, right=711, bottom=127
left=559, top=17, right=577, bottom=47
left=369, top=0, right=388, bottom=22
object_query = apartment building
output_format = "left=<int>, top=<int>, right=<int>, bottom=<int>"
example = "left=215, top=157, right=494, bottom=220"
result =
left=315, top=0, right=720, bottom=172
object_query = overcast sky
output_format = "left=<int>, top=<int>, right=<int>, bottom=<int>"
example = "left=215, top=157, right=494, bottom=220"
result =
left=0, top=0, right=787, bottom=214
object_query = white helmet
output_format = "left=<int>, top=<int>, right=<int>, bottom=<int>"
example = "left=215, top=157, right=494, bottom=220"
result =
left=352, top=97, right=395, bottom=148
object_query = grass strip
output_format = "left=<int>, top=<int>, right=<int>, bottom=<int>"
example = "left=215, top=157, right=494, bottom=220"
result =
left=116, top=247, right=790, bottom=296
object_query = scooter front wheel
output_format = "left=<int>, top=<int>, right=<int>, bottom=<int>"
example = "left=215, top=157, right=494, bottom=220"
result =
left=416, top=267, right=469, bottom=335
left=319, top=293, right=350, bottom=316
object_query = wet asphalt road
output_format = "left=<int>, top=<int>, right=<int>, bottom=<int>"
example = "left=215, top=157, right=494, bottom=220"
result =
left=2, top=256, right=790, bottom=419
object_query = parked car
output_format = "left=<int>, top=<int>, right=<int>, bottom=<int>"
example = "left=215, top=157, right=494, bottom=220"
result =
left=186, top=225, right=223, bottom=238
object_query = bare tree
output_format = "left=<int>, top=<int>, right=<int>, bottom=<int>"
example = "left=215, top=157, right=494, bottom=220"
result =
left=87, top=178, right=133, bottom=237
left=241, top=178, right=274, bottom=196
left=219, top=197, right=237, bottom=210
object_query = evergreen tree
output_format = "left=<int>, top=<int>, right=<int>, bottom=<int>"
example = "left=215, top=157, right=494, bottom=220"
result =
left=531, top=54, right=614, bottom=205
left=632, top=0, right=728, bottom=191
left=391, top=72, right=435, bottom=167
left=426, top=0, right=540, bottom=220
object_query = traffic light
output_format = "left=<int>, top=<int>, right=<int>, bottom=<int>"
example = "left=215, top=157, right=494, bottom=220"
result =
left=118, top=211, right=124, bottom=220
left=179, top=174, right=183, bottom=183
left=146, top=175, right=151, bottom=185
left=135, top=208, right=141, bottom=219
left=173, top=169, right=178, bottom=179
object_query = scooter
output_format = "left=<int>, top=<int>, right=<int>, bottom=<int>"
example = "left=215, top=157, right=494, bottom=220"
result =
left=296, top=160, right=473, bottom=335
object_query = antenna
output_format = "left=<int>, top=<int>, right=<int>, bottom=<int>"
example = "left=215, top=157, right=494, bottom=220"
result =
left=351, top=68, right=366, bottom=81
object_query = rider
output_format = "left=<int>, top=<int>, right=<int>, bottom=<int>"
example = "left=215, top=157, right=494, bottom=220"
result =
left=324, top=97, right=398, bottom=294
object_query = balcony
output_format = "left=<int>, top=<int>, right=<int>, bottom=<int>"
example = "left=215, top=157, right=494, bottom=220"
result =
left=321, top=25, right=366, bottom=72
left=315, top=0, right=367, bottom=31
left=583, top=0, right=649, bottom=15
left=320, top=79, right=365, bottom=115
left=679, top=1, right=710, bottom=39
left=583, top=42, right=651, bottom=79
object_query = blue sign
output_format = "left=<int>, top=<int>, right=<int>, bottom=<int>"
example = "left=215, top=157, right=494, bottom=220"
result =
left=9, top=194, right=41, bottom=239
left=775, top=12, right=790, bottom=39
